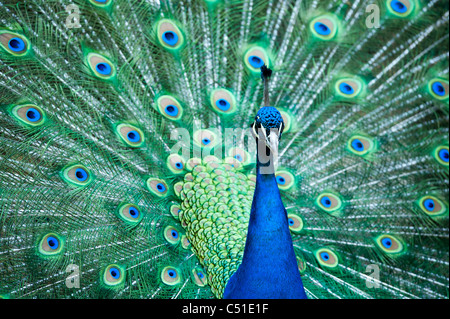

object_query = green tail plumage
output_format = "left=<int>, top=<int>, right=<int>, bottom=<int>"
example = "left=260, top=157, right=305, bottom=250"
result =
left=0, top=0, right=448, bottom=299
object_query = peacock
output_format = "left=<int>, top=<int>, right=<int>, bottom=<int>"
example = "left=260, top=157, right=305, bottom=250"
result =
left=0, top=0, right=448, bottom=300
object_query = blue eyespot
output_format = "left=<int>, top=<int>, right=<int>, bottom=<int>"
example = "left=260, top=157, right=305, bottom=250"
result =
left=351, top=139, right=365, bottom=152
left=129, top=207, right=139, bottom=219
left=197, top=272, right=204, bottom=279
left=381, top=238, right=392, bottom=248
left=202, top=138, right=211, bottom=145
left=339, top=82, right=355, bottom=95
left=26, top=108, right=41, bottom=122
left=171, top=230, right=179, bottom=239
left=126, top=130, right=140, bottom=143
left=156, top=183, right=166, bottom=192
left=390, top=0, right=407, bottom=13
left=8, top=37, right=25, bottom=52
left=423, top=199, right=435, bottom=212
left=165, top=105, right=179, bottom=117
left=109, top=267, right=120, bottom=279
left=314, top=22, right=331, bottom=36
left=320, top=196, right=332, bottom=208
left=438, top=148, right=449, bottom=163
left=216, top=99, right=231, bottom=111
left=96, top=62, right=112, bottom=75
left=234, top=154, right=243, bottom=162
left=276, top=176, right=286, bottom=185
left=75, top=168, right=88, bottom=182
left=168, top=270, right=177, bottom=278
left=175, top=162, right=183, bottom=169
left=432, top=82, right=446, bottom=97
left=320, top=252, right=330, bottom=260
left=248, top=56, right=264, bottom=69
left=47, top=236, right=59, bottom=250
left=288, top=218, right=294, bottom=226
left=162, top=31, right=179, bottom=46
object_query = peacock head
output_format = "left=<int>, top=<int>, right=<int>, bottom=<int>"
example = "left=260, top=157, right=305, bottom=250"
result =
left=251, top=106, right=284, bottom=156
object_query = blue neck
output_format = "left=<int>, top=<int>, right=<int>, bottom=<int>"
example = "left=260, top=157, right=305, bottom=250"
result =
left=223, top=151, right=307, bottom=299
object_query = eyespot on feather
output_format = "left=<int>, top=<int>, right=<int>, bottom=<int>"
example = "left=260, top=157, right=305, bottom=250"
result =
left=181, top=235, right=191, bottom=250
left=297, top=256, right=307, bottom=274
left=118, top=203, right=143, bottom=224
left=428, top=79, right=449, bottom=101
left=210, top=89, right=238, bottom=114
left=88, top=0, right=113, bottom=7
left=86, top=53, right=116, bottom=80
left=310, top=16, right=338, bottom=40
left=315, top=248, right=339, bottom=269
left=161, top=266, right=182, bottom=286
left=418, top=196, right=448, bottom=217
left=275, top=170, right=295, bottom=191
left=170, top=204, right=181, bottom=220
left=147, top=178, right=169, bottom=197
left=433, top=146, right=449, bottom=166
left=155, top=95, right=183, bottom=121
left=243, top=46, right=270, bottom=73
left=0, top=31, right=31, bottom=56
left=228, top=147, right=252, bottom=166
left=156, top=19, right=185, bottom=51
left=287, top=214, right=304, bottom=233
left=61, top=164, right=94, bottom=187
left=335, top=78, right=363, bottom=98
left=192, top=267, right=208, bottom=287
left=103, top=264, right=125, bottom=287
left=347, top=135, right=375, bottom=156
left=316, top=193, right=343, bottom=215
left=193, top=129, right=220, bottom=148
left=38, top=233, right=64, bottom=256
left=10, top=104, right=46, bottom=126
left=387, top=0, right=415, bottom=17
left=374, top=234, right=405, bottom=255
left=115, top=123, right=145, bottom=147
left=167, top=154, right=186, bottom=174
left=164, top=226, right=181, bottom=245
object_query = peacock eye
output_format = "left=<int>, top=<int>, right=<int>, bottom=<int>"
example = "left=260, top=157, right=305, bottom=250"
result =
left=193, top=129, right=220, bottom=148
left=317, top=193, right=343, bottom=215
left=117, top=203, right=143, bottom=224
left=387, top=0, right=415, bottom=17
left=89, top=0, right=112, bottom=6
left=61, top=164, right=94, bottom=187
left=170, top=204, right=181, bottom=220
left=0, top=31, right=31, bottom=56
left=115, top=123, right=145, bottom=147
left=103, top=264, right=125, bottom=287
left=348, top=135, right=375, bottom=156
left=243, top=46, right=270, bottom=73
left=297, top=256, right=307, bottom=274
left=287, top=214, right=304, bottom=233
left=210, top=89, right=237, bottom=115
left=155, top=95, right=183, bottom=121
left=161, top=266, right=182, bottom=285
left=275, top=171, right=295, bottom=191
left=10, top=104, right=46, bottom=126
left=335, top=78, right=363, bottom=98
left=164, top=226, right=181, bottom=244
left=428, top=79, right=449, bottom=100
left=167, top=154, right=186, bottom=174
left=228, top=147, right=251, bottom=166
left=375, top=234, right=404, bottom=254
left=433, top=146, right=449, bottom=166
left=278, top=109, right=293, bottom=133
left=192, top=267, right=208, bottom=287
left=310, top=16, right=338, bottom=40
left=315, top=248, right=339, bottom=269
left=418, top=196, right=447, bottom=217
left=156, top=19, right=185, bottom=51
left=181, top=235, right=191, bottom=249
left=38, top=233, right=64, bottom=256
left=147, top=178, right=169, bottom=197
left=86, top=53, right=115, bottom=80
